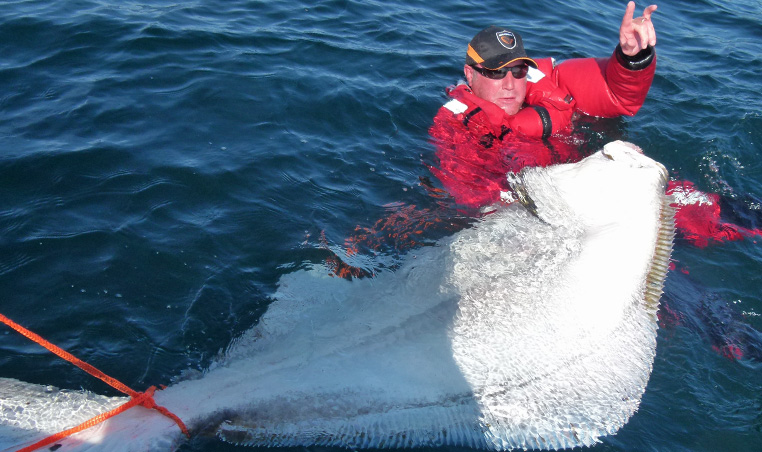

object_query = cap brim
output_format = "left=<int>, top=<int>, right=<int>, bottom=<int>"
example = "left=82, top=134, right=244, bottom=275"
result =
left=486, top=57, right=538, bottom=70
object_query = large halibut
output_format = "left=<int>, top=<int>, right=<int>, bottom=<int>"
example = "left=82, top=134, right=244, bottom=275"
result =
left=1, top=140, right=674, bottom=451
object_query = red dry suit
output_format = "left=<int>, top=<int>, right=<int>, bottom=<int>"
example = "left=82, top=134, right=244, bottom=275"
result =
left=667, top=180, right=762, bottom=248
left=429, top=45, right=656, bottom=208
left=427, top=45, right=761, bottom=248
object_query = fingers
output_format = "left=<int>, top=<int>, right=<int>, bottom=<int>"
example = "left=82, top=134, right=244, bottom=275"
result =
left=634, top=6, right=657, bottom=48
left=622, top=1, right=636, bottom=26
left=644, top=4, right=658, bottom=47
left=633, top=19, right=656, bottom=49
left=643, top=4, right=658, bottom=20
left=620, top=3, right=658, bottom=53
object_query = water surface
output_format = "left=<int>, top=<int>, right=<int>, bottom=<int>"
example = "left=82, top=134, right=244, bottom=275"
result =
left=1, top=1, right=760, bottom=451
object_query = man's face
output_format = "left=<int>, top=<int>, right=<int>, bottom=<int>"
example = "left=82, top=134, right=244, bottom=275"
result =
left=464, top=62, right=528, bottom=116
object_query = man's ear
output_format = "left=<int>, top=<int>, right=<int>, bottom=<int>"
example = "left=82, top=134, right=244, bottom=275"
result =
left=463, top=65, right=474, bottom=86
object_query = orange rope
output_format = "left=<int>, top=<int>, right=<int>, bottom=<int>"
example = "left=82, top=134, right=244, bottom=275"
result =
left=0, top=313, right=190, bottom=451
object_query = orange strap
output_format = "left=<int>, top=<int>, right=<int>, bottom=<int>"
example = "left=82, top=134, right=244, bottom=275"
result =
left=0, top=313, right=190, bottom=451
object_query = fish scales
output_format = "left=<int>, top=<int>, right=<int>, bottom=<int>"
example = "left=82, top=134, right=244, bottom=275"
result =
left=0, top=141, right=674, bottom=451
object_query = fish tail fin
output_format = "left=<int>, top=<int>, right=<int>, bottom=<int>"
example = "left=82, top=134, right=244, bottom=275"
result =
left=0, top=378, right=186, bottom=451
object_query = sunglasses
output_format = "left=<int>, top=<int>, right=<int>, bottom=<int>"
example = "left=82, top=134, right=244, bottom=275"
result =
left=471, top=64, right=529, bottom=80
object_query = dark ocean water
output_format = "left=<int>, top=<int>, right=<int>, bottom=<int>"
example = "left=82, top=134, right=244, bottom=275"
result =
left=1, top=0, right=761, bottom=451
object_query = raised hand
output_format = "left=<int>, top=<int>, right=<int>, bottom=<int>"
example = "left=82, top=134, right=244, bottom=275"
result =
left=619, top=1, right=658, bottom=56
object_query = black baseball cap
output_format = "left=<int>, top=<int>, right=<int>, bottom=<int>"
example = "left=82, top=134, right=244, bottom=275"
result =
left=466, top=26, right=538, bottom=70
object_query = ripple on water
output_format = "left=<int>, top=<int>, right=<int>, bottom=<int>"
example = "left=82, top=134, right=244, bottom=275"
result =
left=0, top=0, right=761, bottom=450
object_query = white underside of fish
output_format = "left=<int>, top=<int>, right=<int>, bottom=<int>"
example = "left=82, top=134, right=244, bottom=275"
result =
left=0, top=140, right=674, bottom=451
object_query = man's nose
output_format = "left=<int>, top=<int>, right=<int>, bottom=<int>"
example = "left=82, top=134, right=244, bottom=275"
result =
left=501, top=72, right=515, bottom=88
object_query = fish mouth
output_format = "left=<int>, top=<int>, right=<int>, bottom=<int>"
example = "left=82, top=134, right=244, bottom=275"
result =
left=506, top=172, right=539, bottom=218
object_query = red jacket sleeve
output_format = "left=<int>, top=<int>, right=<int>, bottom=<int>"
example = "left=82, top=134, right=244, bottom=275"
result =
left=552, top=46, right=656, bottom=117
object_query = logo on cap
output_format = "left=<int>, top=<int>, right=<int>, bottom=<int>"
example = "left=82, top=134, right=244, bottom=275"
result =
left=496, top=31, right=516, bottom=49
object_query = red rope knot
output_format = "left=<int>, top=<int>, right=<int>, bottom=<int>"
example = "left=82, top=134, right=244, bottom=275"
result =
left=135, top=386, right=191, bottom=438
left=0, top=313, right=192, bottom=450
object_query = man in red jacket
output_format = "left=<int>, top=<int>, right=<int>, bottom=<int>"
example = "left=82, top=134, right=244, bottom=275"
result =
left=330, top=3, right=757, bottom=279
left=430, top=2, right=658, bottom=208
left=428, top=2, right=762, bottom=246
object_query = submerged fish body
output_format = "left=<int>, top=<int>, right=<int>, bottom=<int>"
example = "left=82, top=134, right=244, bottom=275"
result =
left=0, top=141, right=674, bottom=451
